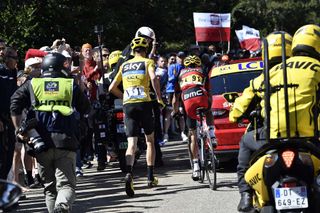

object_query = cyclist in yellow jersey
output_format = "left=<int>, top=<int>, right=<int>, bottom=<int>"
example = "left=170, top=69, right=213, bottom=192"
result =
left=109, top=37, right=163, bottom=197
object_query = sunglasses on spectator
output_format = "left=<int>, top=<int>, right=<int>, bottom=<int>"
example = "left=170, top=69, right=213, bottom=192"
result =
left=102, top=54, right=109, bottom=57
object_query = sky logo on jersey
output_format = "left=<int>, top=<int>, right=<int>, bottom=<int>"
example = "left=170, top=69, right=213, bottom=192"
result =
left=123, top=62, right=146, bottom=76
left=45, top=81, right=59, bottom=92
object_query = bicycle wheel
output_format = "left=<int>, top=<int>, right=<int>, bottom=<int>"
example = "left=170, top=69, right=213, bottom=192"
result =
left=206, top=138, right=218, bottom=190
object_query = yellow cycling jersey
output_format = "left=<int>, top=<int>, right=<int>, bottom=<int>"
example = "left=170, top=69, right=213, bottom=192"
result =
left=114, top=56, right=155, bottom=104
left=268, top=56, right=320, bottom=138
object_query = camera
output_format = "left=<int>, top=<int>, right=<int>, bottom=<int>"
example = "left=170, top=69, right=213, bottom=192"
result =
left=94, top=25, right=104, bottom=34
left=16, top=118, right=47, bottom=154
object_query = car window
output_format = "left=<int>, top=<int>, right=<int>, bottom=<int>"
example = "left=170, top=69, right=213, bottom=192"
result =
left=210, top=71, right=261, bottom=95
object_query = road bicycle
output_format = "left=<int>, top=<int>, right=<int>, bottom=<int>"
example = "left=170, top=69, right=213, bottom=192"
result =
left=188, top=107, right=219, bottom=190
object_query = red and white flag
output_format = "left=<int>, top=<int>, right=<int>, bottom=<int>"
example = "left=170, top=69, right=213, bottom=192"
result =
left=193, top=13, right=231, bottom=42
left=235, top=25, right=261, bottom=52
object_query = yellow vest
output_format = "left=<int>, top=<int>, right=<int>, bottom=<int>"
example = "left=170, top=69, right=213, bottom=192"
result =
left=31, top=78, right=74, bottom=116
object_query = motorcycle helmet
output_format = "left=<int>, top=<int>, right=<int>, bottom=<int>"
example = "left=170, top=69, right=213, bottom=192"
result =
left=184, top=55, right=202, bottom=67
left=292, top=24, right=320, bottom=59
left=108, top=50, right=122, bottom=69
left=135, top=26, right=155, bottom=40
left=262, top=31, right=292, bottom=64
left=131, top=37, right=149, bottom=50
left=41, top=52, right=69, bottom=77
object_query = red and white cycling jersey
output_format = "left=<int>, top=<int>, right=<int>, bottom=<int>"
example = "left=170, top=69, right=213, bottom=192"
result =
left=176, top=67, right=210, bottom=119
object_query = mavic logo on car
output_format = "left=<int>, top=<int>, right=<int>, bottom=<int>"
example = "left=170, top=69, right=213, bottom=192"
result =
left=183, top=89, right=203, bottom=100
left=45, top=81, right=59, bottom=92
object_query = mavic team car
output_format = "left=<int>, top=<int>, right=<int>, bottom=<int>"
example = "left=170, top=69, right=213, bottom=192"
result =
left=210, top=58, right=263, bottom=162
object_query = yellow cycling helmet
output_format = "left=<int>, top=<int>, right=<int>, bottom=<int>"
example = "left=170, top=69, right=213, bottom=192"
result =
left=108, top=50, right=122, bottom=68
left=184, top=55, right=201, bottom=67
left=262, top=31, right=292, bottom=64
left=292, top=24, right=320, bottom=59
left=131, top=37, right=149, bottom=50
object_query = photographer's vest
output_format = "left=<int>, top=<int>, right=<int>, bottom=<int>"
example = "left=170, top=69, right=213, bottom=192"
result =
left=31, top=78, right=73, bottom=116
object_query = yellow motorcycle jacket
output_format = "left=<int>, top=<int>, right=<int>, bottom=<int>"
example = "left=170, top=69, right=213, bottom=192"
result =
left=229, top=74, right=264, bottom=123
left=268, top=56, right=320, bottom=138
left=230, top=56, right=320, bottom=139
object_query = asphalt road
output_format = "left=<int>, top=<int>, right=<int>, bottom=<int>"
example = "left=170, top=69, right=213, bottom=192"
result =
left=17, top=141, right=240, bottom=213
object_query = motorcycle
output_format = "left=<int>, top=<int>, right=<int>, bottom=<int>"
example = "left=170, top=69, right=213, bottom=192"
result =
left=0, top=179, right=22, bottom=211
left=245, top=139, right=320, bottom=212
left=108, top=99, right=146, bottom=173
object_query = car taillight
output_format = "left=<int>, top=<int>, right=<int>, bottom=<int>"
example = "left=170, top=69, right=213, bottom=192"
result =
left=283, top=182, right=296, bottom=188
left=212, top=109, right=227, bottom=117
left=115, top=112, right=124, bottom=121
left=282, top=150, right=295, bottom=168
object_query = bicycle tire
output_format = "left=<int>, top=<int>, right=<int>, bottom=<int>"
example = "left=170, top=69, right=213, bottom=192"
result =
left=206, top=138, right=218, bottom=190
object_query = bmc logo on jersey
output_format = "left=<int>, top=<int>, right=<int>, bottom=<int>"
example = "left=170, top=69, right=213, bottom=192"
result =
left=183, top=87, right=203, bottom=101
left=45, top=81, right=59, bottom=92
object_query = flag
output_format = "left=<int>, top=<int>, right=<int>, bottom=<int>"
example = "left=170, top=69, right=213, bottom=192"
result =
left=235, top=25, right=261, bottom=52
left=193, top=13, right=231, bottom=42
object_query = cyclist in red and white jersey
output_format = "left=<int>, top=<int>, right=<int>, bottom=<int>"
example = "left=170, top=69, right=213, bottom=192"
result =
left=173, top=55, right=216, bottom=180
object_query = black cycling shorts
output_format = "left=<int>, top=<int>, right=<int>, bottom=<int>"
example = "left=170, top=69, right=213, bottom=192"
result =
left=123, top=101, right=154, bottom=137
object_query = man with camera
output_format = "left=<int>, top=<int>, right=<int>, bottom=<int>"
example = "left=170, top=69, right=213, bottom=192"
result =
left=10, top=53, right=90, bottom=213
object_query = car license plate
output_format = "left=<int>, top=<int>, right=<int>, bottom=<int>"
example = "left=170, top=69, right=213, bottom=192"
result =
left=119, top=141, right=128, bottom=149
left=274, top=186, right=308, bottom=210
left=117, top=124, right=125, bottom=133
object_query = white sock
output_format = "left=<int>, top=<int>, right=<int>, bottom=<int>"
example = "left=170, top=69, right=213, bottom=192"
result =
left=193, top=159, right=199, bottom=171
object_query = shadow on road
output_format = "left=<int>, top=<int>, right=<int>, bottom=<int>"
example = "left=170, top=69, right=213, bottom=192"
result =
left=17, top=140, right=238, bottom=212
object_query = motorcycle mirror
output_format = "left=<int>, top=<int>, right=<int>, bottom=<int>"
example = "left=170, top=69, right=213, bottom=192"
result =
left=0, top=179, right=22, bottom=210
left=223, top=92, right=239, bottom=103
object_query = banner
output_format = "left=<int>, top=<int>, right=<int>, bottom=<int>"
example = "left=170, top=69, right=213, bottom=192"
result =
left=235, top=25, right=261, bottom=52
left=193, top=13, right=231, bottom=42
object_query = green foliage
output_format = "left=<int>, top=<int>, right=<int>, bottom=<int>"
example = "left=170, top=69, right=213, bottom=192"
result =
left=232, top=0, right=320, bottom=36
left=0, top=1, right=38, bottom=54
left=0, top=0, right=319, bottom=67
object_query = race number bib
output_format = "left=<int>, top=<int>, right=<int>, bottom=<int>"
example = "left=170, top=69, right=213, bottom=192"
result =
left=124, top=86, right=146, bottom=101
left=180, top=74, right=204, bottom=88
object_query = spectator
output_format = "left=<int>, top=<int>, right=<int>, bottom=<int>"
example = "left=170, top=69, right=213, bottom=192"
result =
left=167, top=53, right=177, bottom=67
left=0, top=39, right=6, bottom=64
left=166, top=51, right=188, bottom=143
left=0, top=47, right=18, bottom=180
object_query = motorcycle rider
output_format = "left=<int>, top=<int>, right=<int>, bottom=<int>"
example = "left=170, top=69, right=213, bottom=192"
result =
left=10, top=53, right=90, bottom=213
left=229, top=31, right=293, bottom=212
left=232, top=24, right=320, bottom=212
